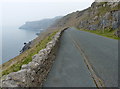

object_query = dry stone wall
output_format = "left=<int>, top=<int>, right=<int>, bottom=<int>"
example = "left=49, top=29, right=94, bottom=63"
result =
left=0, top=29, right=65, bottom=88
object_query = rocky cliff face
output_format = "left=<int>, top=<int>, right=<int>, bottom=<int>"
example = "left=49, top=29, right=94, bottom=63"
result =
left=50, top=1, right=120, bottom=36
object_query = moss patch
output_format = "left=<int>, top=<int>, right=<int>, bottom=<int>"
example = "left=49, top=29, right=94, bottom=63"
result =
left=98, top=4, right=111, bottom=16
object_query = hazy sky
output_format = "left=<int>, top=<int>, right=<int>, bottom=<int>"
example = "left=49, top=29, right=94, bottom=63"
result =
left=1, top=0, right=94, bottom=27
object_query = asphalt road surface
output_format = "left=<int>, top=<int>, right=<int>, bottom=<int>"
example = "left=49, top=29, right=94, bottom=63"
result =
left=43, top=28, right=118, bottom=87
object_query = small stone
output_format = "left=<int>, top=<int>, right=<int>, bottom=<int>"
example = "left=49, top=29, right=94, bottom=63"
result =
left=46, top=46, right=51, bottom=54
left=33, top=56, right=42, bottom=64
left=5, top=76, right=12, bottom=80
left=32, top=54, right=38, bottom=59
left=28, top=61, right=40, bottom=70
left=21, top=64, right=28, bottom=69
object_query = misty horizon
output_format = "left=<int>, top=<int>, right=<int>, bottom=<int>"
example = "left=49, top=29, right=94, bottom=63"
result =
left=1, top=1, right=93, bottom=27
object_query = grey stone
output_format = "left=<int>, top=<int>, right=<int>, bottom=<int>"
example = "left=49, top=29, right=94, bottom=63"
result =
left=2, top=80, right=19, bottom=87
left=8, top=69, right=27, bottom=82
left=21, top=64, right=28, bottom=69
left=33, top=56, right=43, bottom=64
left=46, top=46, right=52, bottom=54
left=112, top=21, right=118, bottom=29
left=5, top=75, right=12, bottom=80
left=114, top=30, right=120, bottom=37
left=28, top=61, right=40, bottom=70
left=89, top=24, right=99, bottom=30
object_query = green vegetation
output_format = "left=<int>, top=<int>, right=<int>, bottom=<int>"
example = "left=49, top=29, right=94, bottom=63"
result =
left=98, top=4, right=111, bottom=16
left=111, top=4, right=120, bottom=11
left=1, top=31, right=58, bottom=77
left=98, top=2, right=120, bottom=16
left=77, top=28, right=120, bottom=40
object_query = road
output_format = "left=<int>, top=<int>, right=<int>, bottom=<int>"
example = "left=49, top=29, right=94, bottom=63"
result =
left=43, top=28, right=118, bottom=87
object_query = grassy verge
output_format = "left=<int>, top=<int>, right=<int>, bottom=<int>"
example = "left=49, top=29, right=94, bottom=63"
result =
left=1, top=31, right=58, bottom=77
left=77, top=28, right=120, bottom=40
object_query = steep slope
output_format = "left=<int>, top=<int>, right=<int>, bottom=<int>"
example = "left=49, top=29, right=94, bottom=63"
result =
left=19, top=16, right=62, bottom=30
left=50, top=2, right=120, bottom=37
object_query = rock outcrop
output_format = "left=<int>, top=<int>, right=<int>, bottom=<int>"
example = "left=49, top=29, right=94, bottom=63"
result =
left=0, top=29, right=65, bottom=87
left=20, top=41, right=32, bottom=53
left=50, top=1, right=120, bottom=35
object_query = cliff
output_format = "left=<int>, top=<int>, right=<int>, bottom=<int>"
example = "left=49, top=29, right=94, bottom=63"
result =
left=19, top=16, right=62, bottom=30
left=1, top=1, right=120, bottom=87
left=50, top=2, right=120, bottom=37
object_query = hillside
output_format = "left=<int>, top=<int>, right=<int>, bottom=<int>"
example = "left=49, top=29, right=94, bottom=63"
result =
left=50, top=2, right=120, bottom=37
left=19, top=16, right=62, bottom=30
left=1, top=1, right=119, bottom=87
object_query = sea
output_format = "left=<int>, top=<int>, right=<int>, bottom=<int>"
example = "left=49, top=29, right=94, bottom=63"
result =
left=1, top=26, right=40, bottom=64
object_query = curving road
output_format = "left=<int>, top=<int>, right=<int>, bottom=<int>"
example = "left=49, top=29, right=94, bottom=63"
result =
left=43, top=28, right=118, bottom=87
